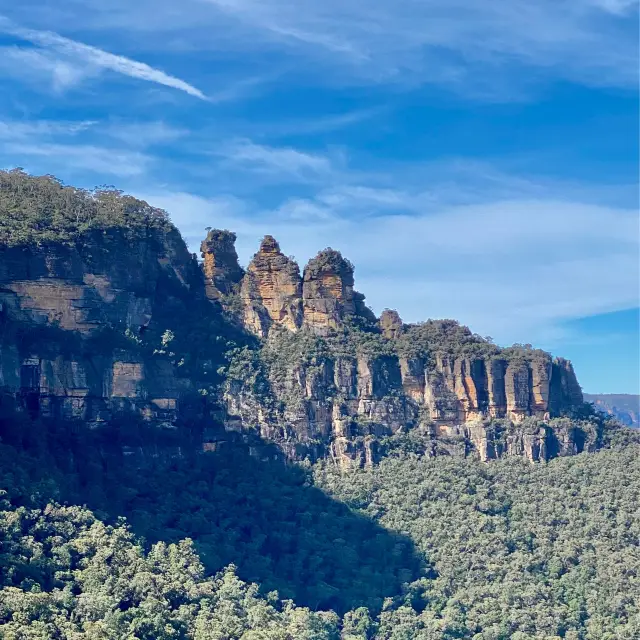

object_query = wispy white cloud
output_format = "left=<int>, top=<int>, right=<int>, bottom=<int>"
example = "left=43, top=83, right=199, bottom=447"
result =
left=3, top=142, right=150, bottom=177
left=206, top=73, right=281, bottom=105
left=0, top=46, right=95, bottom=91
left=104, top=121, right=188, bottom=147
left=0, top=118, right=96, bottom=139
left=195, top=0, right=639, bottom=90
left=0, top=117, right=187, bottom=161
left=255, top=108, right=385, bottom=137
left=0, top=16, right=206, bottom=98
left=4, top=0, right=635, bottom=96
left=217, top=139, right=337, bottom=182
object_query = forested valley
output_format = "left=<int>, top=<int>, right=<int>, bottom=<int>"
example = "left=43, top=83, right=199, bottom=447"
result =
left=1, top=170, right=640, bottom=638
left=1, top=407, right=639, bottom=639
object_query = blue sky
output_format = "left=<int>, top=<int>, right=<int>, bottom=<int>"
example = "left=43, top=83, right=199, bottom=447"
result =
left=0, top=0, right=638, bottom=393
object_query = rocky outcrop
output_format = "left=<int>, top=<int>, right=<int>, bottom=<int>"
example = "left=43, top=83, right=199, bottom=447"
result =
left=379, top=309, right=403, bottom=339
left=241, top=236, right=302, bottom=337
left=201, top=229, right=244, bottom=300
left=222, top=330, right=587, bottom=468
left=0, top=228, right=198, bottom=334
left=0, top=345, right=188, bottom=429
left=301, top=249, right=357, bottom=335
left=549, top=358, right=583, bottom=414
left=0, top=206, right=589, bottom=468
left=198, top=233, right=376, bottom=337
left=193, top=232, right=590, bottom=467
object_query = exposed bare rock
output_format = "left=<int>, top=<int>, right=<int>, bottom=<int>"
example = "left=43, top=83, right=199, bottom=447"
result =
left=505, top=425, right=549, bottom=462
left=505, top=361, right=531, bottom=422
left=0, top=219, right=587, bottom=466
left=334, top=356, right=358, bottom=398
left=549, top=357, right=584, bottom=413
left=466, top=421, right=500, bottom=462
left=222, top=330, right=589, bottom=466
left=452, top=358, right=487, bottom=421
left=1, top=349, right=188, bottom=429
left=424, top=365, right=462, bottom=423
left=400, top=357, right=426, bottom=403
left=0, top=225, right=214, bottom=433
left=0, top=229, right=198, bottom=335
left=487, top=359, right=508, bottom=418
left=0, top=176, right=591, bottom=467
left=330, top=435, right=378, bottom=469
left=241, top=236, right=302, bottom=337
left=200, top=229, right=244, bottom=300
left=379, top=309, right=403, bottom=339
left=302, top=249, right=356, bottom=335
left=530, top=358, right=552, bottom=417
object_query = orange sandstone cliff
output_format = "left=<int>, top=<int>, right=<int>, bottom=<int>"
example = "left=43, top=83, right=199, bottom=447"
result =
left=0, top=178, right=595, bottom=467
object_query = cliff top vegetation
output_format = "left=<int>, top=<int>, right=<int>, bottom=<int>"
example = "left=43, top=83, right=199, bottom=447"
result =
left=0, top=169, right=173, bottom=247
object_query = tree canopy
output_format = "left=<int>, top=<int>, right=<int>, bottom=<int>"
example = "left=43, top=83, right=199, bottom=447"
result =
left=0, top=169, right=172, bottom=247
left=1, top=409, right=638, bottom=638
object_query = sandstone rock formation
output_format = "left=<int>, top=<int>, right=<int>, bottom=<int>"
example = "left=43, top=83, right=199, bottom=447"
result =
left=203, top=233, right=376, bottom=337
left=223, top=334, right=588, bottom=467
left=379, top=309, right=403, bottom=339
left=0, top=228, right=210, bottom=432
left=301, top=249, right=357, bottom=334
left=0, top=228, right=197, bottom=334
left=241, top=236, right=302, bottom=337
left=0, top=188, right=594, bottom=468
left=200, top=229, right=244, bottom=300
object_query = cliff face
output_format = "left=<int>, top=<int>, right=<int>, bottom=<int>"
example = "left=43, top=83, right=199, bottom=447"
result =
left=215, top=232, right=590, bottom=467
left=222, top=334, right=588, bottom=467
left=0, top=184, right=592, bottom=466
left=0, top=229, right=194, bottom=333
left=237, top=240, right=374, bottom=338
left=0, top=227, right=214, bottom=432
left=201, top=229, right=244, bottom=300
left=301, top=250, right=357, bottom=335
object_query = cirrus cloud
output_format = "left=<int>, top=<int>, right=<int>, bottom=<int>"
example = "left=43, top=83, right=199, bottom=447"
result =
left=0, top=16, right=206, bottom=98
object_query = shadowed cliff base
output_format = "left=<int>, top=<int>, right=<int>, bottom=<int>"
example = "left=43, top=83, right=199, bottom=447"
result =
left=0, top=404, right=427, bottom=614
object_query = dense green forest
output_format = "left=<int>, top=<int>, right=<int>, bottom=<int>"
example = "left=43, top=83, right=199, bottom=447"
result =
left=0, top=169, right=172, bottom=247
left=318, top=444, right=640, bottom=639
left=1, top=409, right=639, bottom=638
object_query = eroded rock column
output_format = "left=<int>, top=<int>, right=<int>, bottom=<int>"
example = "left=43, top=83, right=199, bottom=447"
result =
left=200, top=229, right=244, bottom=300
left=302, top=249, right=356, bottom=334
left=240, top=235, right=303, bottom=337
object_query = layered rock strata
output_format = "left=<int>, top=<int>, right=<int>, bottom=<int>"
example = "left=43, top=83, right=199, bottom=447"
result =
left=379, top=309, right=403, bottom=339
left=0, top=215, right=589, bottom=467
left=233, top=237, right=372, bottom=338
left=200, top=229, right=244, bottom=300
left=0, top=229, right=197, bottom=334
left=223, top=342, right=587, bottom=467
left=301, top=249, right=357, bottom=335
left=241, top=236, right=303, bottom=337
left=0, top=229, right=208, bottom=430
